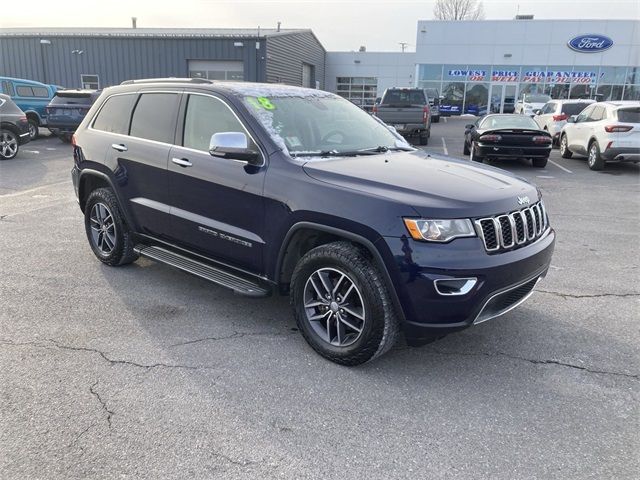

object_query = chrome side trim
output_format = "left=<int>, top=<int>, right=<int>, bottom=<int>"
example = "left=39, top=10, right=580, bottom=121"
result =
left=473, top=275, right=543, bottom=325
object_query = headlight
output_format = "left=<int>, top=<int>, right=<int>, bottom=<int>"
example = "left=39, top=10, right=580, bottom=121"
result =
left=403, top=218, right=476, bottom=242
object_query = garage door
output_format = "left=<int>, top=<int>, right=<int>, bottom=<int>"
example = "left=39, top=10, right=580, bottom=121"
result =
left=188, top=60, right=244, bottom=81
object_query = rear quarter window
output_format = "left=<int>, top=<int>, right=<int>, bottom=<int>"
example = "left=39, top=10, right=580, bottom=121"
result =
left=1, top=81, right=15, bottom=96
left=92, top=94, right=137, bottom=135
left=617, top=108, right=640, bottom=123
left=16, top=86, right=33, bottom=97
left=32, top=87, right=50, bottom=98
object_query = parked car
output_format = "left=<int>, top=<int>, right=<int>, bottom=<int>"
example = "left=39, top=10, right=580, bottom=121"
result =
left=492, top=97, right=516, bottom=114
left=373, top=88, right=431, bottom=144
left=514, top=93, right=552, bottom=115
left=71, top=78, right=554, bottom=365
left=0, top=94, right=31, bottom=160
left=533, top=99, right=595, bottom=145
left=559, top=101, right=640, bottom=170
left=46, top=89, right=100, bottom=142
left=424, top=87, right=441, bottom=123
left=463, top=114, right=552, bottom=167
left=0, top=77, right=59, bottom=140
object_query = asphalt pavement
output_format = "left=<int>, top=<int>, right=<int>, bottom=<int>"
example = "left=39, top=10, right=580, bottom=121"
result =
left=0, top=125, right=638, bottom=479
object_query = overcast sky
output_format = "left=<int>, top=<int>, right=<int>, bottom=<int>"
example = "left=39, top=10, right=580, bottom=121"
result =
left=1, top=0, right=638, bottom=51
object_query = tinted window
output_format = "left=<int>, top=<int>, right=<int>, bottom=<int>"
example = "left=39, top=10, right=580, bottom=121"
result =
left=16, top=86, right=33, bottom=97
left=479, top=115, right=539, bottom=129
left=92, top=94, right=136, bottom=135
left=562, top=102, right=593, bottom=116
left=617, top=107, right=640, bottom=123
left=2, top=81, right=15, bottom=96
left=382, top=89, right=426, bottom=105
left=32, top=87, right=49, bottom=98
left=183, top=94, right=253, bottom=151
left=130, top=93, right=179, bottom=143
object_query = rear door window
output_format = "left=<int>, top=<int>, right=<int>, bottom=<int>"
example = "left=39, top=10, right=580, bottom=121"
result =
left=31, top=87, right=50, bottom=98
left=382, top=90, right=426, bottom=106
left=130, top=93, right=180, bottom=144
left=617, top=108, right=640, bottom=123
left=15, top=86, right=34, bottom=97
left=92, top=94, right=137, bottom=135
left=588, top=106, right=605, bottom=122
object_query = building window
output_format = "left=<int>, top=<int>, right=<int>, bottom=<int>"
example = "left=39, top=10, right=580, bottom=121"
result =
left=302, top=63, right=314, bottom=88
left=188, top=60, right=244, bottom=81
left=335, top=77, right=377, bottom=111
left=81, top=74, right=100, bottom=89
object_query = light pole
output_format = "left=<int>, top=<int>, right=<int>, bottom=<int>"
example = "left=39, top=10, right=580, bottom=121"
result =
left=399, top=42, right=409, bottom=53
left=39, top=39, right=51, bottom=84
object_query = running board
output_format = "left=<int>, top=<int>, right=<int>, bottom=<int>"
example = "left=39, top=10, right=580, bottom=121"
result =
left=134, top=245, right=270, bottom=298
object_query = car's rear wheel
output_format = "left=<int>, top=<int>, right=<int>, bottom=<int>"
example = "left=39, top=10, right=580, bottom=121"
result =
left=587, top=141, right=605, bottom=171
left=84, top=188, right=138, bottom=266
left=559, top=134, right=572, bottom=158
left=291, top=241, right=400, bottom=365
left=469, top=141, right=483, bottom=162
left=27, top=118, right=39, bottom=140
left=0, top=129, right=19, bottom=160
left=432, top=115, right=440, bottom=123
left=532, top=157, right=548, bottom=168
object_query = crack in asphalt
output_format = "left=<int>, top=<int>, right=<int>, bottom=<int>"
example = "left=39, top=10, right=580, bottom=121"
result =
left=90, top=381, right=114, bottom=428
left=212, top=451, right=261, bottom=468
left=430, top=349, right=639, bottom=380
left=169, top=330, right=297, bottom=348
left=538, top=289, right=640, bottom=300
left=69, top=421, right=96, bottom=448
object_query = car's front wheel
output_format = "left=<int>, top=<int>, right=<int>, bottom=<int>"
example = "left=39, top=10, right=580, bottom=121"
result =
left=0, top=129, right=19, bottom=160
left=84, top=188, right=138, bottom=266
left=560, top=134, right=572, bottom=158
left=291, top=242, right=400, bottom=365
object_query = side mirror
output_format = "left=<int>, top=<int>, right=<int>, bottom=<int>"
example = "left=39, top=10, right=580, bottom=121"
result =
left=374, top=97, right=381, bottom=105
left=209, top=132, right=261, bottom=165
left=534, top=109, right=542, bottom=115
left=465, top=124, right=474, bottom=130
left=567, top=116, right=577, bottom=124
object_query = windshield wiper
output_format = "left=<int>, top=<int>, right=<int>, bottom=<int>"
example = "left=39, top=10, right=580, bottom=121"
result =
left=290, top=145, right=412, bottom=158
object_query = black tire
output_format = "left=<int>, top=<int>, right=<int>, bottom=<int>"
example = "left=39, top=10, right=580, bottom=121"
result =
left=59, top=133, right=72, bottom=143
left=84, top=188, right=138, bottom=266
left=463, top=140, right=470, bottom=155
left=290, top=241, right=400, bottom=366
left=532, top=157, right=548, bottom=168
left=559, top=134, right=572, bottom=158
left=469, top=141, right=483, bottom=162
left=0, top=129, right=19, bottom=160
left=432, top=115, right=440, bottom=123
left=587, top=141, right=605, bottom=171
left=419, top=133, right=429, bottom=145
left=27, top=118, right=39, bottom=140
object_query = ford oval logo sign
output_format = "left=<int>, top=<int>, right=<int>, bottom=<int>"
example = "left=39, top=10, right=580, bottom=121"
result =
left=568, top=34, right=613, bottom=53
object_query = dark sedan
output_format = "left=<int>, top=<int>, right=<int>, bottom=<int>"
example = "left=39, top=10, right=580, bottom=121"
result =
left=46, top=89, right=100, bottom=142
left=463, top=114, right=552, bottom=168
left=0, top=93, right=30, bottom=160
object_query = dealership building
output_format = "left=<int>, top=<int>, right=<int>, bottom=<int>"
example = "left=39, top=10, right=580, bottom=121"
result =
left=0, top=18, right=638, bottom=115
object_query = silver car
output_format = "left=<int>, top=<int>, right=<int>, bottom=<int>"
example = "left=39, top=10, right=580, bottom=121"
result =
left=533, top=99, right=595, bottom=145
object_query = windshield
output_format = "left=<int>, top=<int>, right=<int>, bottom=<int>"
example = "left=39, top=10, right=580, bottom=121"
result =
left=617, top=107, right=640, bottom=123
left=242, top=94, right=409, bottom=156
left=480, top=115, right=539, bottom=130
left=525, top=94, right=551, bottom=103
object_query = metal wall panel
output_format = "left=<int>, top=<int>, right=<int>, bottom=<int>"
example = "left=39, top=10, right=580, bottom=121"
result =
left=265, top=32, right=326, bottom=89
left=0, top=35, right=266, bottom=88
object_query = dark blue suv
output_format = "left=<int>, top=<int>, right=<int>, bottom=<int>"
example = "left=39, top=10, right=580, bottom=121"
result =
left=71, top=78, right=555, bottom=365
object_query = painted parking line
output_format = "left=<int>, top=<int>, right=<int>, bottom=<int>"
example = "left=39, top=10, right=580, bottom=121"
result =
left=548, top=159, right=573, bottom=174
left=443, top=117, right=448, bottom=123
left=441, top=137, right=449, bottom=156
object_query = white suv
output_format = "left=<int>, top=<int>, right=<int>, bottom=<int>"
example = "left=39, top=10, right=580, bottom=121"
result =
left=559, top=101, right=640, bottom=170
left=514, top=94, right=552, bottom=115
left=533, top=99, right=595, bottom=145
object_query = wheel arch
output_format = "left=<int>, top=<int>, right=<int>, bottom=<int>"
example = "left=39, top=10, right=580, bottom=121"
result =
left=24, top=110, right=42, bottom=125
left=78, top=169, right=137, bottom=230
left=275, top=222, right=407, bottom=323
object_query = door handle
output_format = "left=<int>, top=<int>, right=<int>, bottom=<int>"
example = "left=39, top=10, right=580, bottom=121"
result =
left=111, top=143, right=127, bottom=152
left=172, top=157, right=193, bottom=168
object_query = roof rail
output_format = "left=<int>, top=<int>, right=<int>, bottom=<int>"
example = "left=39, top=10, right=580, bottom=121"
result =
left=119, top=77, right=213, bottom=85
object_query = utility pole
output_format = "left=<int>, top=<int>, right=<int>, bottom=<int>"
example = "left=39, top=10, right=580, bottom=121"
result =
left=399, top=42, right=409, bottom=53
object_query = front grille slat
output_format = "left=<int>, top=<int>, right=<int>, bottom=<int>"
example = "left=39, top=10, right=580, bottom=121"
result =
left=475, top=201, right=549, bottom=254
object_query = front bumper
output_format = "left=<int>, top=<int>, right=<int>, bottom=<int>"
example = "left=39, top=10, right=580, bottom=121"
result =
left=477, top=143, right=551, bottom=159
left=602, top=146, right=640, bottom=162
left=382, top=229, right=555, bottom=343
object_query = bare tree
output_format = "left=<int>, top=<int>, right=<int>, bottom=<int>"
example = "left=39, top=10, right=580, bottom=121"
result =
left=433, top=0, right=485, bottom=20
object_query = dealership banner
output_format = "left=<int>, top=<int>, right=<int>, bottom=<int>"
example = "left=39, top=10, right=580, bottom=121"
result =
left=448, top=68, right=600, bottom=83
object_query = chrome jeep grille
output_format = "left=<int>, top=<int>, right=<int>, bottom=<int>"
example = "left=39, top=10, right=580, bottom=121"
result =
left=475, top=202, right=549, bottom=253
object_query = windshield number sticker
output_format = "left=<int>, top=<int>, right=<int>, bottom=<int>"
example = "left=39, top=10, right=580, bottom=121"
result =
left=247, top=96, right=276, bottom=110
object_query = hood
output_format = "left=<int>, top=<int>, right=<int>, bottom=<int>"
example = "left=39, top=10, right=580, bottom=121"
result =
left=302, top=150, right=539, bottom=218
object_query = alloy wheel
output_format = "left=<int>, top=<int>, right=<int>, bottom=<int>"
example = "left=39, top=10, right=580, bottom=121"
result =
left=588, top=144, right=597, bottom=167
left=0, top=131, right=18, bottom=159
left=303, top=267, right=366, bottom=347
left=560, top=137, right=567, bottom=155
left=89, top=202, right=117, bottom=255
left=469, top=141, right=475, bottom=161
